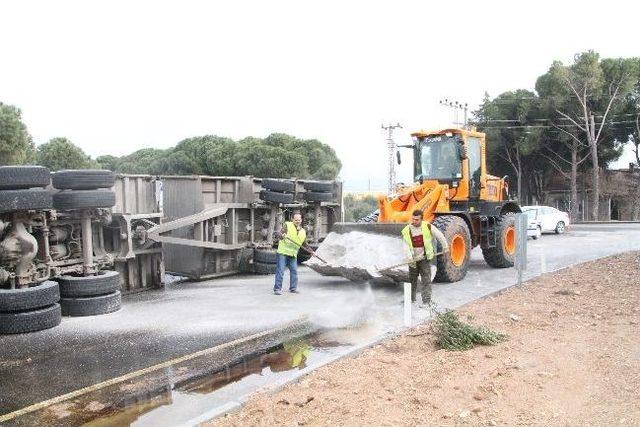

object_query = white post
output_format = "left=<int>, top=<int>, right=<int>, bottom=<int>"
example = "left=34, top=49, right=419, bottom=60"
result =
left=403, top=282, right=412, bottom=327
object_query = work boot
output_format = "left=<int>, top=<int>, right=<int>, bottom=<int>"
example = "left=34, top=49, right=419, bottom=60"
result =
left=274, top=290, right=282, bottom=295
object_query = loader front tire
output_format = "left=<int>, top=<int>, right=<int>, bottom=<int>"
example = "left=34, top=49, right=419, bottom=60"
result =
left=482, top=212, right=516, bottom=268
left=432, top=215, right=471, bottom=283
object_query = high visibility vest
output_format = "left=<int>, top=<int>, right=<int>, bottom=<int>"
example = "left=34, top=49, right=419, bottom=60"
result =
left=401, top=221, right=435, bottom=262
left=277, top=221, right=306, bottom=257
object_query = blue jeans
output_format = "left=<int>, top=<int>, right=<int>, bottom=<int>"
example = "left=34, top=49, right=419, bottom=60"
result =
left=274, top=253, right=298, bottom=291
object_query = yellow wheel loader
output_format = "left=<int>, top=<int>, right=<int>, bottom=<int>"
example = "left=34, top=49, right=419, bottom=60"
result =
left=310, top=128, right=521, bottom=283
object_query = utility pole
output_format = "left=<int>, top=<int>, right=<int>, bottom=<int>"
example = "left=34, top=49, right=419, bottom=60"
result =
left=439, top=99, right=469, bottom=129
left=382, top=122, right=402, bottom=196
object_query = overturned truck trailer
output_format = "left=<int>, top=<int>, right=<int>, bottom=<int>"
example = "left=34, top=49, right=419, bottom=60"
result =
left=152, top=176, right=342, bottom=279
left=0, top=167, right=163, bottom=334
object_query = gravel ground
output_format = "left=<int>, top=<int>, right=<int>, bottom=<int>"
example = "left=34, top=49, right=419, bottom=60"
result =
left=208, top=252, right=640, bottom=426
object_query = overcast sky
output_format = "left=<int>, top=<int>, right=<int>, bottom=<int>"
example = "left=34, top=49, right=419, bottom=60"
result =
left=1, top=0, right=638, bottom=190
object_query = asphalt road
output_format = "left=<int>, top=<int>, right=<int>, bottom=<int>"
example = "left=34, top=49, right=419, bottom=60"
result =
left=1, top=223, right=639, bottom=417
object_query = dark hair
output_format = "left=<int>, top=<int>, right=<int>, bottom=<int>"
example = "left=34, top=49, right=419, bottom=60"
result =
left=292, top=210, right=302, bottom=218
left=412, top=209, right=423, bottom=217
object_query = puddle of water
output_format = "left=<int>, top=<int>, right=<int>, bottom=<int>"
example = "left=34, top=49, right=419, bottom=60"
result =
left=16, top=326, right=380, bottom=427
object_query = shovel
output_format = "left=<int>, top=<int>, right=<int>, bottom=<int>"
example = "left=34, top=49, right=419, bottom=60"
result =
left=366, top=251, right=447, bottom=278
left=284, top=236, right=328, bottom=264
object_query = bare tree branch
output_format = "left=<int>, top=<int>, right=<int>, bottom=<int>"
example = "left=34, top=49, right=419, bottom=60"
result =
left=540, top=153, right=571, bottom=180
left=594, top=77, right=625, bottom=145
left=552, top=124, right=587, bottom=147
left=555, top=110, right=587, bottom=132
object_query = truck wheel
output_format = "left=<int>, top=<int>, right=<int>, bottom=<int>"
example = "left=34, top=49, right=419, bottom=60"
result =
left=259, top=190, right=293, bottom=204
left=303, top=191, right=334, bottom=202
left=55, top=270, right=121, bottom=298
left=0, top=281, right=60, bottom=313
left=0, top=304, right=62, bottom=334
left=482, top=212, right=517, bottom=268
left=432, top=215, right=471, bottom=282
left=303, top=181, right=333, bottom=192
left=253, top=248, right=278, bottom=264
left=254, top=261, right=278, bottom=275
left=52, top=170, right=115, bottom=190
left=0, top=189, right=53, bottom=213
left=60, top=291, right=121, bottom=316
left=261, top=179, right=295, bottom=193
left=0, top=166, right=51, bottom=190
left=53, top=190, right=116, bottom=210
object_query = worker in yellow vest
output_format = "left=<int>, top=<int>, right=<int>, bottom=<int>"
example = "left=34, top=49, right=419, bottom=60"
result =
left=274, top=211, right=307, bottom=295
left=401, top=209, right=435, bottom=305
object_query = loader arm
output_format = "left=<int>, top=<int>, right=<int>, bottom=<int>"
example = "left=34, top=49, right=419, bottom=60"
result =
left=377, top=181, right=448, bottom=224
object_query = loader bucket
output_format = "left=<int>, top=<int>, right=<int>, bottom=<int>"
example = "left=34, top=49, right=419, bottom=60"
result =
left=306, top=222, right=411, bottom=284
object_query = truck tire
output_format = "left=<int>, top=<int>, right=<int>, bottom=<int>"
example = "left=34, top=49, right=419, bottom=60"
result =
left=482, top=212, right=516, bottom=268
left=55, top=270, right=121, bottom=298
left=60, top=291, right=121, bottom=317
left=53, top=190, right=116, bottom=210
left=254, top=261, right=278, bottom=275
left=0, top=166, right=51, bottom=190
left=303, top=191, right=334, bottom=202
left=303, top=181, right=333, bottom=193
left=259, top=190, right=293, bottom=204
left=254, top=248, right=278, bottom=264
left=52, top=170, right=116, bottom=190
left=0, top=281, right=60, bottom=313
left=0, top=304, right=62, bottom=334
left=432, top=215, right=471, bottom=282
left=261, top=179, right=295, bottom=193
left=0, top=189, right=53, bottom=213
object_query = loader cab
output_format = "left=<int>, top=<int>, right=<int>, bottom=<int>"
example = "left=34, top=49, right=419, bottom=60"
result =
left=412, top=132, right=464, bottom=185
left=411, top=129, right=485, bottom=201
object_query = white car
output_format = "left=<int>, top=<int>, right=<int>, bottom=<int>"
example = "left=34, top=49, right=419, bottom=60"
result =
left=521, top=205, right=570, bottom=234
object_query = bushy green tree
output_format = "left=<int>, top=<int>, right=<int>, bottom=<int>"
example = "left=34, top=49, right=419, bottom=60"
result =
left=0, top=102, right=34, bottom=165
left=343, top=194, right=378, bottom=221
left=36, top=137, right=97, bottom=171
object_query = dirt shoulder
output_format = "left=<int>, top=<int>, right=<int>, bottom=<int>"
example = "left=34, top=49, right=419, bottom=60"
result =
left=209, top=252, right=640, bottom=426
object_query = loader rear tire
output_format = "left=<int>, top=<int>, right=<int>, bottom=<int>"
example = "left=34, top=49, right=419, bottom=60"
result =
left=482, top=212, right=516, bottom=268
left=432, top=215, right=471, bottom=283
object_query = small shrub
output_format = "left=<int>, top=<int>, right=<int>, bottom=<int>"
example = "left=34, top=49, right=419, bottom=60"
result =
left=433, top=310, right=507, bottom=351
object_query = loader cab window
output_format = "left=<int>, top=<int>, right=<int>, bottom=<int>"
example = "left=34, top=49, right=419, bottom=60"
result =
left=467, top=136, right=481, bottom=198
left=414, top=135, right=462, bottom=181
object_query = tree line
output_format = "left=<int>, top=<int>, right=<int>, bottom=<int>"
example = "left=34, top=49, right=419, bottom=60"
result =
left=474, top=51, right=640, bottom=221
left=0, top=105, right=342, bottom=180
